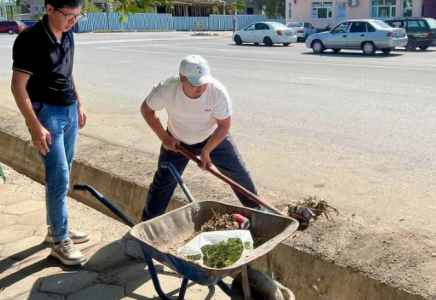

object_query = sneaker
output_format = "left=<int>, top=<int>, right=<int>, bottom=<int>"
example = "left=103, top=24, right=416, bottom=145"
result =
left=50, top=238, right=86, bottom=266
left=45, top=227, right=90, bottom=244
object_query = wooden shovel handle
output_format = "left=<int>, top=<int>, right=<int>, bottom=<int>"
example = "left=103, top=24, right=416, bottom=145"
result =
left=176, top=144, right=282, bottom=216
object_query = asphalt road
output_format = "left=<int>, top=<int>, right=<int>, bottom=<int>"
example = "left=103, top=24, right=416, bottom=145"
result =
left=0, top=32, right=435, bottom=239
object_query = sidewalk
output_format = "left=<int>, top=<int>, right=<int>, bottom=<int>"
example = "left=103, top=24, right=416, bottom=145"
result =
left=0, top=164, right=229, bottom=300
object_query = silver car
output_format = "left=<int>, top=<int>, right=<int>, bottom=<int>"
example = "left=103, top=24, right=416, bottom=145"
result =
left=286, top=21, right=317, bottom=42
left=305, top=19, right=408, bottom=55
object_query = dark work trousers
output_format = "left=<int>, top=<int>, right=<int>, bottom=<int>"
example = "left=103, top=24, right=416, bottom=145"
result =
left=142, top=134, right=258, bottom=221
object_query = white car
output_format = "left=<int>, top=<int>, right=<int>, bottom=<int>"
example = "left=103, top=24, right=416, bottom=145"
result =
left=233, top=22, right=297, bottom=46
left=286, top=21, right=317, bottom=42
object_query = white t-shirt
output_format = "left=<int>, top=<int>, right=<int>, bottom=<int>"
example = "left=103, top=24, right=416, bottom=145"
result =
left=146, top=75, right=232, bottom=145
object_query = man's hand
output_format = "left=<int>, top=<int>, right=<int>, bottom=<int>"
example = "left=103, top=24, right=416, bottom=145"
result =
left=162, top=135, right=180, bottom=152
left=31, top=126, right=51, bottom=155
left=199, top=149, right=212, bottom=170
left=78, top=106, right=87, bottom=129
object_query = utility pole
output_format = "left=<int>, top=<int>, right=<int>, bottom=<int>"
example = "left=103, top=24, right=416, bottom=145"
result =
left=105, top=0, right=110, bottom=31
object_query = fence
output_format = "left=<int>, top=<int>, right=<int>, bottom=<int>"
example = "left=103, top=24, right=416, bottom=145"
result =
left=76, top=13, right=285, bottom=33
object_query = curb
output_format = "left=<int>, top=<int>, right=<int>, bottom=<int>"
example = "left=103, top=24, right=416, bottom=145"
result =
left=0, top=111, right=426, bottom=300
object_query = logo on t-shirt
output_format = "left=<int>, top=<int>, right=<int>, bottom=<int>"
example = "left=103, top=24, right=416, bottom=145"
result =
left=204, top=108, right=211, bottom=112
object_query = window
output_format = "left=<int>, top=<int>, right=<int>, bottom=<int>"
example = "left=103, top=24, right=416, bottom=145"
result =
left=388, top=20, right=405, bottom=28
left=371, top=0, right=396, bottom=19
left=402, top=0, right=412, bottom=17
left=287, top=22, right=303, bottom=27
left=288, top=2, right=292, bottom=19
left=350, top=22, right=367, bottom=33
left=247, top=7, right=253, bottom=14
left=255, top=23, right=270, bottom=30
left=367, top=23, right=376, bottom=32
left=246, top=24, right=255, bottom=31
left=406, top=20, right=427, bottom=30
left=332, top=22, right=349, bottom=33
left=312, top=2, right=332, bottom=19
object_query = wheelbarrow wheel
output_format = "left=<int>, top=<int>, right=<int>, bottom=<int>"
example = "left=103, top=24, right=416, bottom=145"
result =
left=231, top=268, right=284, bottom=300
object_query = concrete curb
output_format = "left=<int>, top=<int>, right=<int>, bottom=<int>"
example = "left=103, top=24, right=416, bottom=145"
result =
left=0, top=111, right=426, bottom=300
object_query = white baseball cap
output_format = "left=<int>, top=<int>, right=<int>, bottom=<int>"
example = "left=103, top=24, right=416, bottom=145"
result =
left=179, top=55, right=213, bottom=87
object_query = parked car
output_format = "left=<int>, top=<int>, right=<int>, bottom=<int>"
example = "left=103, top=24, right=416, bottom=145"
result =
left=233, top=22, right=297, bottom=46
left=286, top=21, right=317, bottom=42
left=384, top=17, right=436, bottom=51
left=0, top=20, right=27, bottom=35
left=305, top=19, right=407, bottom=55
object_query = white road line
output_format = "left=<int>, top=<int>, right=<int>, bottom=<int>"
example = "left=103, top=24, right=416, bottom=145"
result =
left=298, top=77, right=331, bottom=81
left=99, top=47, right=436, bottom=71
left=111, top=60, right=131, bottom=63
left=76, top=36, right=216, bottom=45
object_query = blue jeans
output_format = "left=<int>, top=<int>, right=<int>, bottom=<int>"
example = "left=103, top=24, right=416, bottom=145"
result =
left=142, top=134, right=258, bottom=221
left=32, top=102, right=78, bottom=243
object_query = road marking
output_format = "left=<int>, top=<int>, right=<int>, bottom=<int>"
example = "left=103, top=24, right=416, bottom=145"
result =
left=111, top=60, right=131, bottom=63
left=99, top=47, right=436, bottom=71
left=298, top=77, right=331, bottom=81
left=76, top=36, right=216, bottom=45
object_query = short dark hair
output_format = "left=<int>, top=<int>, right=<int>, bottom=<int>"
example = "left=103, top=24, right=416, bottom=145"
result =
left=45, top=0, right=83, bottom=9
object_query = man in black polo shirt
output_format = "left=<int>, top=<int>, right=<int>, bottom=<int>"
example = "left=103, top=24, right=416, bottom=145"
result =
left=11, top=0, right=88, bottom=266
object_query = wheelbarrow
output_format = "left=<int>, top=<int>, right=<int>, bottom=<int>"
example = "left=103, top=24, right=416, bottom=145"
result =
left=74, top=146, right=299, bottom=300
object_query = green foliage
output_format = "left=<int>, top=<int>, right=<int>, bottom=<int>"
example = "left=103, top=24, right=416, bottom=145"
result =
left=263, top=0, right=284, bottom=18
left=83, top=0, right=103, bottom=13
left=226, top=0, right=245, bottom=15
left=201, top=238, right=244, bottom=269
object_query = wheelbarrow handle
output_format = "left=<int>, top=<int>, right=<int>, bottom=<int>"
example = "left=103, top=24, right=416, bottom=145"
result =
left=161, top=162, right=196, bottom=204
left=175, top=144, right=283, bottom=216
left=73, top=184, right=136, bottom=228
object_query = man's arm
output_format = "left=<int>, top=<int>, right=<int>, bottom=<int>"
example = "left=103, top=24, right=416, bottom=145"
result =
left=72, top=76, right=87, bottom=129
left=200, top=116, right=231, bottom=170
left=11, top=71, right=51, bottom=155
left=140, top=100, right=179, bottom=151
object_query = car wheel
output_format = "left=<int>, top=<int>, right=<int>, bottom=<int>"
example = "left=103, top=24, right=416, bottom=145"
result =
left=234, top=35, right=242, bottom=45
left=419, top=45, right=429, bottom=50
left=7, top=29, right=14, bottom=35
left=361, top=41, right=376, bottom=55
left=405, top=38, right=417, bottom=51
left=333, top=49, right=341, bottom=53
left=283, top=43, right=290, bottom=46
left=381, top=48, right=392, bottom=54
left=312, top=40, right=325, bottom=53
left=263, top=37, right=273, bottom=46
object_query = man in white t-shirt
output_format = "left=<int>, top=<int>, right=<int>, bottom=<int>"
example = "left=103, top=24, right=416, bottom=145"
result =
left=140, top=55, right=259, bottom=220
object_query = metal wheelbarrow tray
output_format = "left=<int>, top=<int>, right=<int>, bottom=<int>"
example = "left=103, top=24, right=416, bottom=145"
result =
left=130, top=200, right=298, bottom=286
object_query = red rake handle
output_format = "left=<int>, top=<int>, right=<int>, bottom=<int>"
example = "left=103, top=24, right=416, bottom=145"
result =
left=176, top=144, right=283, bottom=216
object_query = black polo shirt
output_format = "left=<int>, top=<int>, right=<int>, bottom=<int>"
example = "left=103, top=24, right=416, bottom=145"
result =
left=12, top=15, right=77, bottom=105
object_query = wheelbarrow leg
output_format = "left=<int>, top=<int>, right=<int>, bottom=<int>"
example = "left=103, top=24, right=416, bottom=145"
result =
left=143, top=251, right=173, bottom=300
left=178, top=277, right=189, bottom=300
left=144, top=250, right=189, bottom=300
left=217, top=280, right=233, bottom=297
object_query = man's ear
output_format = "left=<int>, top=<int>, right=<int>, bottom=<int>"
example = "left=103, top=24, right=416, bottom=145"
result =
left=179, top=74, right=186, bottom=83
left=46, top=4, right=54, bottom=15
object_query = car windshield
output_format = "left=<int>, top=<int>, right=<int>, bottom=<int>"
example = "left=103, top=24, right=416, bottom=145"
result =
left=287, top=22, right=303, bottom=27
left=371, top=20, right=393, bottom=29
left=426, top=18, right=436, bottom=29
left=16, top=21, right=25, bottom=26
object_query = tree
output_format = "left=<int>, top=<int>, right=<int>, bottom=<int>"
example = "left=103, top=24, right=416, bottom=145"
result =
left=255, top=0, right=285, bottom=18
left=226, top=0, right=244, bottom=15
left=82, top=0, right=103, bottom=13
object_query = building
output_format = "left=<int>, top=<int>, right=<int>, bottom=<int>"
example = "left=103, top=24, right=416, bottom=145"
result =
left=286, top=0, right=435, bottom=30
